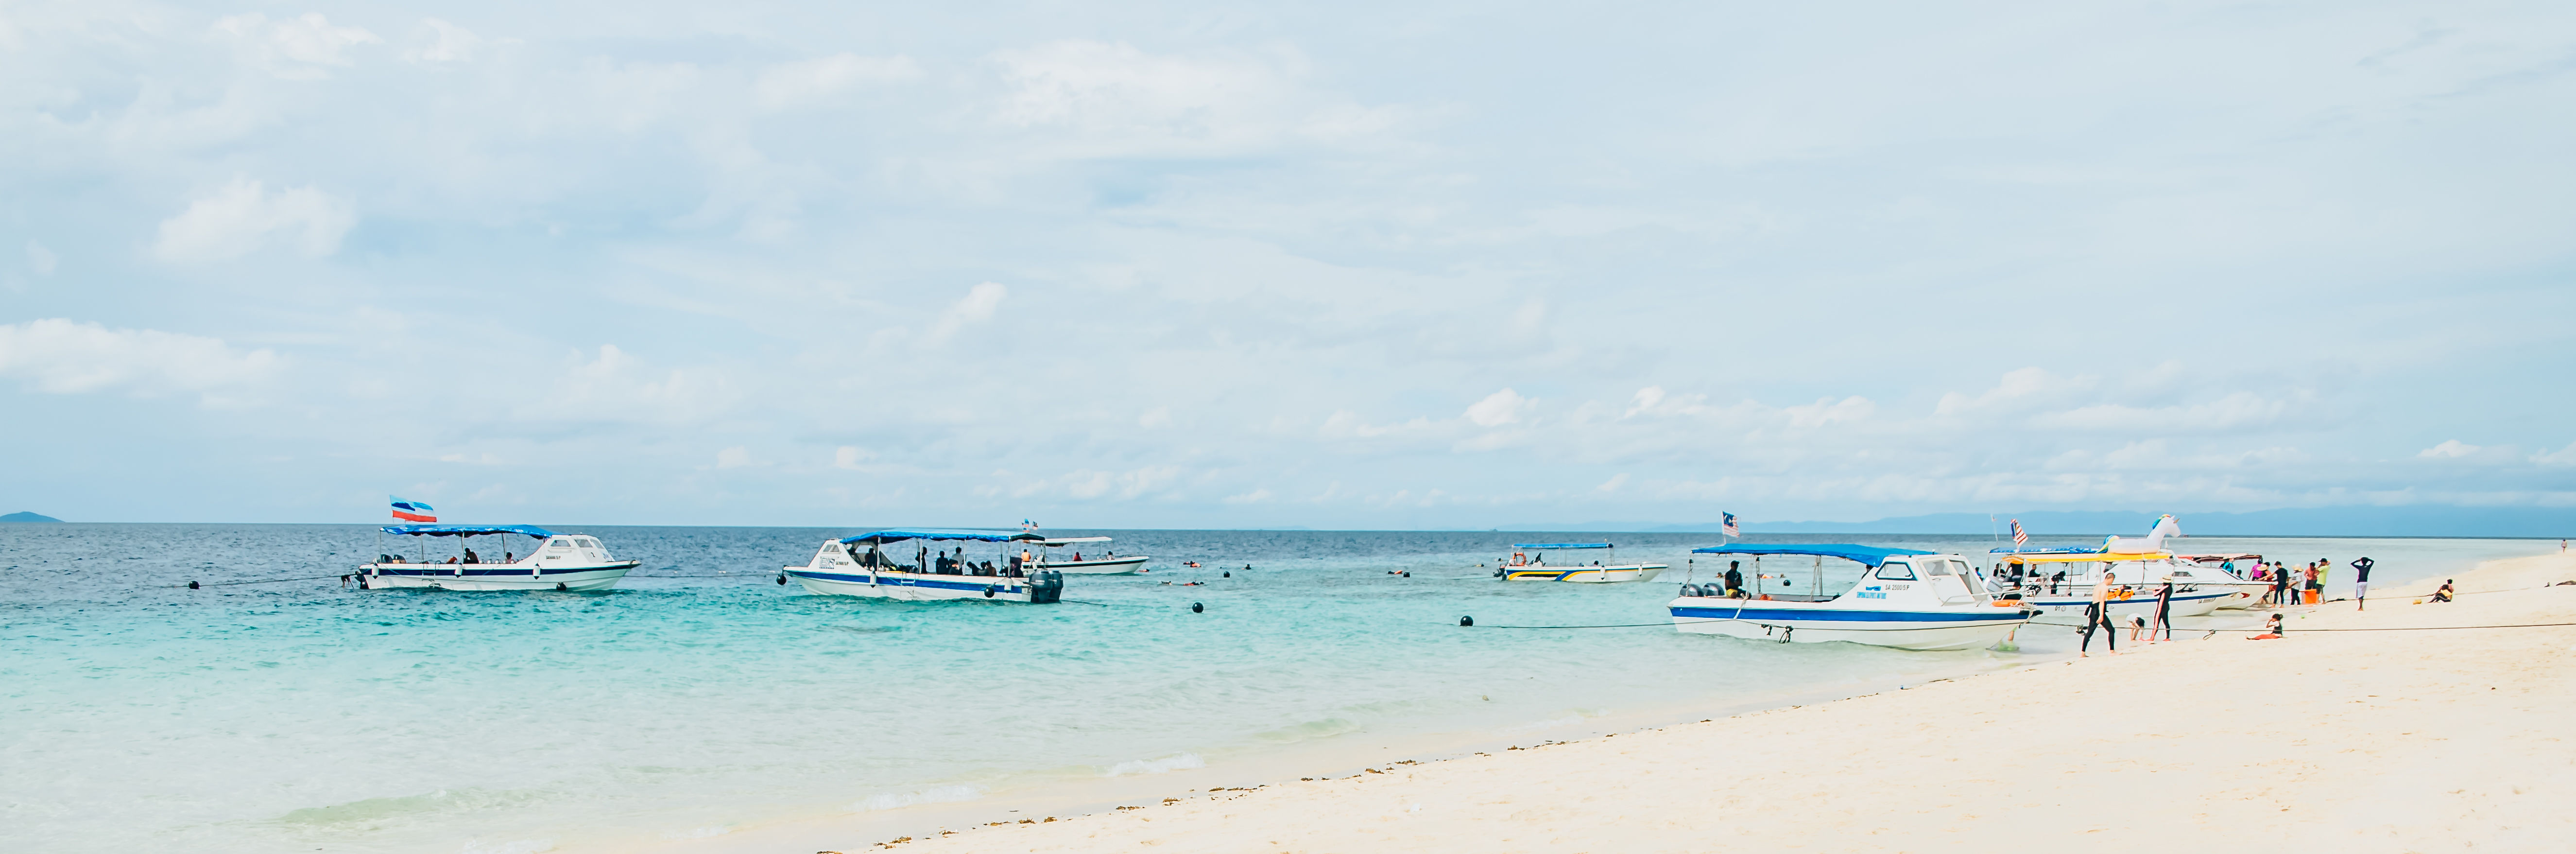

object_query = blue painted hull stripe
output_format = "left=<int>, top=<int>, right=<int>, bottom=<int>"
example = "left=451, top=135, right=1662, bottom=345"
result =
left=1670, top=606, right=2026, bottom=625
left=374, top=566, right=631, bottom=577
left=790, top=571, right=1021, bottom=593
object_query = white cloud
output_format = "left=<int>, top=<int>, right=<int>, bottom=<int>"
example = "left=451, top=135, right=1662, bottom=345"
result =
left=2533, top=442, right=2576, bottom=467
left=1222, top=488, right=1272, bottom=504
left=1783, top=396, right=1873, bottom=428
left=0, top=319, right=279, bottom=401
left=1059, top=465, right=1182, bottom=500
left=25, top=241, right=56, bottom=276
left=834, top=446, right=876, bottom=469
left=2419, top=439, right=2480, bottom=459
left=1138, top=407, right=1172, bottom=428
left=990, top=40, right=1398, bottom=157
left=214, top=13, right=381, bottom=78
left=1625, top=386, right=1666, bottom=417
left=1935, top=367, right=2093, bottom=416
left=1320, top=411, right=1437, bottom=440
left=153, top=178, right=356, bottom=262
left=1465, top=388, right=1533, bottom=427
left=2034, top=392, right=2285, bottom=432
left=755, top=53, right=923, bottom=109
left=1596, top=473, right=1629, bottom=492
left=536, top=345, right=740, bottom=426
left=405, top=18, right=486, bottom=65
left=714, top=446, right=756, bottom=469
left=926, top=283, right=1007, bottom=342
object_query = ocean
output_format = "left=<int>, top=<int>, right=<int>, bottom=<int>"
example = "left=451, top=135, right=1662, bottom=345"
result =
left=1, top=524, right=2552, bottom=853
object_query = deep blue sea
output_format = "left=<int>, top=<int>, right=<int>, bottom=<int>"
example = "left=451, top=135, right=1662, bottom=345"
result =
left=0, top=524, right=2548, bottom=853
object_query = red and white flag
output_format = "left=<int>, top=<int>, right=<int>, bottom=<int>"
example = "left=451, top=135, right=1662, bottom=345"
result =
left=2010, top=519, right=2028, bottom=546
left=391, top=496, right=437, bottom=523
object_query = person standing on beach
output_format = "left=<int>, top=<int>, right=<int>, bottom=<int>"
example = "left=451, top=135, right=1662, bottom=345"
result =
left=2152, top=580, right=2175, bottom=641
left=2351, top=557, right=2374, bottom=610
left=2304, top=562, right=2322, bottom=605
left=2081, top=571, right=2118, bottom=657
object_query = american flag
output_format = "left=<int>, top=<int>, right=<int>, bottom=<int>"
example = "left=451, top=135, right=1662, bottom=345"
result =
left=2010, top=519, right=2028, bottom=546
left=1721, top=512, right=1739, bottom=538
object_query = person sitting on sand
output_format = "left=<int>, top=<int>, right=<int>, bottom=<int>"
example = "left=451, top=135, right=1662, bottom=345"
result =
left=2247, top=612, right=2284, bottom=640
left=2431, top=580, right=2455, bottom=603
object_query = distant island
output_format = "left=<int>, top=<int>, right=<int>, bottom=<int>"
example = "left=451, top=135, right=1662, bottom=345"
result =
left=1, top=511, right=64, bottom=523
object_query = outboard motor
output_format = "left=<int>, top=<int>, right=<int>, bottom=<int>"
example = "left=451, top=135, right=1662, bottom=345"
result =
left=1028, top=570, right=1065, bottom=604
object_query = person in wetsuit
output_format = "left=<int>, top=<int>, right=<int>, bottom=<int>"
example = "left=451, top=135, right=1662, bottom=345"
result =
left=2080, top=572, right=2119, bottom=657
left=2151, top=580, right=2175, bottom=641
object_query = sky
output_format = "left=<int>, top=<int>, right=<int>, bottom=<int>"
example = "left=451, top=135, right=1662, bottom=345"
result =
left=1, top=1, right=2573, bottom=528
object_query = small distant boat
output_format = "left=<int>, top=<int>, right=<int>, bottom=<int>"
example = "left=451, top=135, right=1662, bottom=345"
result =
left=1034, top=536, right=1150, bottom=575
left=359, top=524, right=638, bottom=591
left=1494, top=542, right=1666, bottom=583
left=1669, top=545, right=2030, bottom=651
left=785, top=530, right=1065, bottom=603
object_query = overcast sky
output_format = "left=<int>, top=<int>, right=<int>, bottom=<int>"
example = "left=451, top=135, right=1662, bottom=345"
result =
left=2, top=1, right=2571, bottom=527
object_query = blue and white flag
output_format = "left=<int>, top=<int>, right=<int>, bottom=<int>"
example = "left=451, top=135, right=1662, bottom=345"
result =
left=1721, top=512, right=1739, bottom=538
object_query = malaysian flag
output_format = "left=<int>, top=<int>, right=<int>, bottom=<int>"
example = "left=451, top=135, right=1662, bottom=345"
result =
left=391, top=496, right=437, bottom=523
left=1721, top=512, right=1739, bottom=538
left=2010, top=519, right=2028, bottom=547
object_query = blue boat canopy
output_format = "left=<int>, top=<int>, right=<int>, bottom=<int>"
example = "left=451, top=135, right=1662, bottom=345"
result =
left=839, top=529, right=1046, bottom=545
left=1512, top=542, right=1612, bottom=549
left=1689, top=544, right=1935, bottom=567
left=381, top=524, right=557, bottom=538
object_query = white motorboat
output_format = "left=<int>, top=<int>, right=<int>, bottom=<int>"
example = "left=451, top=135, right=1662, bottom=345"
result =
left=1669, top=545, right=2031, bottom=651
left=1994, top=516, right=2255, bottom=619
left=785, top=530, right=1065, bottom=603
left=359, top=524, right=638, bottom=592
left=1035, top=536, right=1149, bottom=575
left=1997, top=552, right=2244, bottom=619
left=1494, top=542, right=1667, bottom=583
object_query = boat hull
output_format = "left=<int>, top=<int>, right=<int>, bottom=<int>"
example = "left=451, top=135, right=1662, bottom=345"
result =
left=2208, top=580, right=2273, bottom=609
left=1503, top=563, right=1669, bottom=583
left=360, top=561, right=637, bottom=592
left=1045, top=556, right=1148, bottom=575
left=2020, top=587, right=2234, bottom=621
left=787, top=568, right=1065, bottom=603
left=1669, top=598, right=2029, bottom=651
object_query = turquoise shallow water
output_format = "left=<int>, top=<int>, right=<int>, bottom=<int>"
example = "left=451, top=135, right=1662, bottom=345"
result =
left=0, top=525, right=2551, bottom=853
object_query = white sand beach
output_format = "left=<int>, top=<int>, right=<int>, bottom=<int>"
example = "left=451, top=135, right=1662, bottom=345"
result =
left=834, top=551, right=2576, bottom=854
